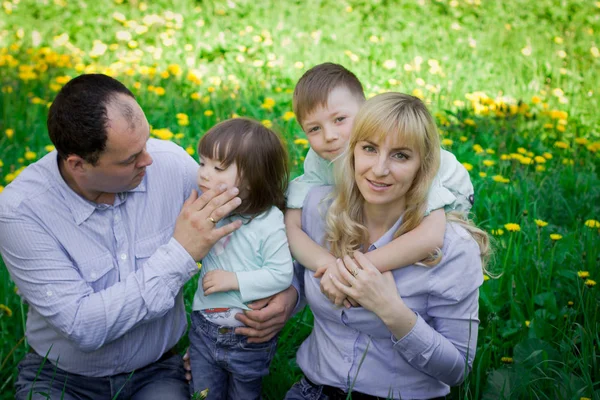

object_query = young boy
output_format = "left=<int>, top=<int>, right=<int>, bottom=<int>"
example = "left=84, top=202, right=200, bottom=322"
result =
left=285, top=63, right=474, bottom=306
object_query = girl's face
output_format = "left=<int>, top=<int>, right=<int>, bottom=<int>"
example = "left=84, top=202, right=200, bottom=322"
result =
left=197, top=155, right=240, bottom=194
left=353, top=133, right=421, bottom=215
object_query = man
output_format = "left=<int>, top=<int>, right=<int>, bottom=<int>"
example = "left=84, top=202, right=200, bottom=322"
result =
left=0, top=74, right=297, bottom=399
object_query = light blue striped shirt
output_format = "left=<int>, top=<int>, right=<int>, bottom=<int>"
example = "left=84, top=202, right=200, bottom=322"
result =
left=192, top=206, right=293, bottom=312
left=0, top=139, right=199, bottom=377
left=294, top=186, right=483, bottom=399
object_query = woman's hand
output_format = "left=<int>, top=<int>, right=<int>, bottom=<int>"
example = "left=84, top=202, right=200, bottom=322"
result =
left=330, top=251, right=402, bottom=314
left=315, top=262, right=358, bottom=308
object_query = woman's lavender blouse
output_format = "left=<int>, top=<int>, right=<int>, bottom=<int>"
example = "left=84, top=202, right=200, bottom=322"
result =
left=293, top=186, right=483, bottom=399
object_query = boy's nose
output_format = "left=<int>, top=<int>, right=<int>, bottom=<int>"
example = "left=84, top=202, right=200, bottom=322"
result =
left=324, top=126, right=339, bottom=142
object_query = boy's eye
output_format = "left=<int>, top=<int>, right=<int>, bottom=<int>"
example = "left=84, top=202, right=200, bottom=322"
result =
left=307, top=126, right=320, bottom=134
left=335, top=116, right=346, bottom=123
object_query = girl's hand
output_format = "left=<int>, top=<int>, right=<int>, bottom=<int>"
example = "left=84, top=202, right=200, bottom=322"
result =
left=330, top=251, right=402, bottom=314
left=202, top=270, right=239, bottom=295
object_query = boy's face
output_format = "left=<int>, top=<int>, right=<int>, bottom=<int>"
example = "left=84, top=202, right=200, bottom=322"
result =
left=300, top=86, right=363, bottom=161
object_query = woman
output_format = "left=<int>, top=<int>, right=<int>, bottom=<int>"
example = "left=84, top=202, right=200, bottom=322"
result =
left=286, top=92, right=490, bottom=400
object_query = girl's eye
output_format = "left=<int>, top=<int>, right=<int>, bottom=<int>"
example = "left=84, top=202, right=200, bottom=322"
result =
left=198, top=161, right=205, bottom=167
left=215, top=166, right=225, bottom=172
left=335, top=116, right=346, bottom=123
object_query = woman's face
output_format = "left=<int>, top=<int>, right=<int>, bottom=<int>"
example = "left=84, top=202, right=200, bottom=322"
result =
left=353, top=133, right=421, bottom=214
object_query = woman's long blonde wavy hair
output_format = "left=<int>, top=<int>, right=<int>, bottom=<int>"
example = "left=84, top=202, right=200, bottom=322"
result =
left=324, top=92, right=491, bottom=268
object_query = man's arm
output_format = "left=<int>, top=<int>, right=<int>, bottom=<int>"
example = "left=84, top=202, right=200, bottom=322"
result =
left=0, top=187, right=241, bottom=352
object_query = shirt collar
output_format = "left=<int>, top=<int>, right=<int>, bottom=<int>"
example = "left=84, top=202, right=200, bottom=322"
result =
left=368, top=214, right=404, bottom=251
left=47, top=152, right=147, bottom=225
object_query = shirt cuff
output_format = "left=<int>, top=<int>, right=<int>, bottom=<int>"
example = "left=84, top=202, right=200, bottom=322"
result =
left=290, top=273, right=304, bottom=314
left=391, top=313, right=435, bottom=361
left=148, top=238, right=198, bottom=296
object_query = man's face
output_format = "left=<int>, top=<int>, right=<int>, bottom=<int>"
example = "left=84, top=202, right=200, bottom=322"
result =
left=81, top=95, right=153, bottom=197
left=300, top=86, right=363, bottom=161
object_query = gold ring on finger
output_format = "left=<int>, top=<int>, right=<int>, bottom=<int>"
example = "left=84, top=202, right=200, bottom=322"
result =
left=207, top=217, right=217, bottom=224
left=351, top=269, right=359, bottom=277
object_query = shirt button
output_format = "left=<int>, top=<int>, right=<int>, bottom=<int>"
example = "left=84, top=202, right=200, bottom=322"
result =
left=114, top=215, right=120, bottom=222
left=91, top=272, right=97, bottom=279
left=120, top=253, right=127, bottom=260
left=46, top=290, right=53, bottom=297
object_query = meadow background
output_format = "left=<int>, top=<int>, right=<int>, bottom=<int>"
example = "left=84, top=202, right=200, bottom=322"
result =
left=0, top=0, right=599, bottom=399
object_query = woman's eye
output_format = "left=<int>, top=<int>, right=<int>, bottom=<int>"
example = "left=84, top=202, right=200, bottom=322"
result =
left=363, top=145, right=376, bottom=153
left=392, top=152, right=407, bottom=160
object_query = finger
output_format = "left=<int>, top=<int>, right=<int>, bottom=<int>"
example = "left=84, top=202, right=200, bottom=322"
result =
left=314, top=265, right=328, bottom=278
left=192, top=184, right=228, bottom=212
left=342, top=255, right=361, bottom=274
left=343, top=299, right=352, bottom=309
left=337, top=258, right=357, bottom=286
left=183, top=190, right=199, bottom=209
left=330, top=273, right=355, bottom=298
left=211, top=219, right=243, bottom=240
left=235, top=325, right=279, bottom=342
left=348, top=297, right=360, bottom=307
left=183, top=350, right=190, bottom=361
left=204, top=286, right=218, bottom=295
left=353, top=251, right=378, bottom=271
left=247, top=296, right=273, bottom=310
left=199, top=188, right=241, bottom=220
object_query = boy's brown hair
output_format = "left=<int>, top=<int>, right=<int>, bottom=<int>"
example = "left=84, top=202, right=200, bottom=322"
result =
left=293, top=62, right=366, bottom=126
left=198, top=118, right=289, bottom=215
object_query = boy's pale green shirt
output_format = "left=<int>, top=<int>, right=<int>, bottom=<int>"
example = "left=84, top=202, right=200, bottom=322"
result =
left=192, top=206, right=294, bottom=312
left=287, top=147, right=474, bottom=214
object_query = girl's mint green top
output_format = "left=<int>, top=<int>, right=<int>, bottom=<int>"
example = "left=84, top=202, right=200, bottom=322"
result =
left=192, top=206, right=294, bottom=312
left=287, top=148, right=474, bottom=214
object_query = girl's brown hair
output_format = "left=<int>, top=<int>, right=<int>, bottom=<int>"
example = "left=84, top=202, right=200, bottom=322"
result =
left=198, top=118, right=289, bottom=216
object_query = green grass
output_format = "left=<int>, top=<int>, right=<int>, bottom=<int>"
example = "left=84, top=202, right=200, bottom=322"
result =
left=0, top=0, right=599, bottom=399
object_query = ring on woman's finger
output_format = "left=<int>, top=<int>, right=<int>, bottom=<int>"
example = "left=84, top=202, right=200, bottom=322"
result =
left=351, top=269, right=359, bottom=277
left=207, top=216, right=217, bottom=224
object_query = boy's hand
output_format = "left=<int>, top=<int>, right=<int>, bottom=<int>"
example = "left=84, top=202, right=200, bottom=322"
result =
left=202, top=270, right=239, bottom=295
left=318, top=262, right=357, bottom=308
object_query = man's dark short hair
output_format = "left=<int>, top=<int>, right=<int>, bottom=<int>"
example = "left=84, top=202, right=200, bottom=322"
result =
left=47, top=74, right=135, bottom=165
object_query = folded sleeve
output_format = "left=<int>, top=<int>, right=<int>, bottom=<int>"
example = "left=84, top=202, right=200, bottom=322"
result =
left=287, top=149, right=334, bottom=208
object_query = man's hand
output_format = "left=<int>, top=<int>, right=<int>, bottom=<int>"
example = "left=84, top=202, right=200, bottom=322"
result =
left=234, top=286, right=298, bottom=343
left=203, top=270, right=238, bottom=295
left=173, top=186, right=242, bottom=261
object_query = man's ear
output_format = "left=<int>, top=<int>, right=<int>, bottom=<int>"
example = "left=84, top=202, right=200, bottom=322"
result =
left=64, top=154, right=87, bottom=175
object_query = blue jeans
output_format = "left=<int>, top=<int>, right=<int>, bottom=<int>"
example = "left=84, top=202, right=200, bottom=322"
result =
left=189, top=311, right=278, bottom=400
left=284, top=377, right=328, bottom=400
left=14, top=351, right=189, bottom=400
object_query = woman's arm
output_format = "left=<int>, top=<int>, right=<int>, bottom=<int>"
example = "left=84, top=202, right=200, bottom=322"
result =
left=331, top=250, right=480, bottom=386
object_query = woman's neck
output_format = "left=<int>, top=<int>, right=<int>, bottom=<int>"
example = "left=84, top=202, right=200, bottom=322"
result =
left=363, top=201, right=405, bottom=244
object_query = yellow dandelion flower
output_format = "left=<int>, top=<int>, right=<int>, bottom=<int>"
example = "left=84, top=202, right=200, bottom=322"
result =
left=0, top=304, right=13, bottom=317
left=462, top=162, right=473, bottom=171
left=504, top=223, right=521, bottom=232
left=550, top=233, right=562, bottom=241
left=531, top=95, right=542, bottom=104
left=204, top=110, right=214, bottom=117
left=535, top=219, right=548, bottom=227
left=473, top=144, right=484, bottom=154
left=464, top=118, right=476, bottom=127
left=283, top=111, right=295, bottom=121
left=501, top=357, right=514, bottom=364
left=562, top=159, right=574, bottom=166
left=534, top=156, right=546, bottom=164
left=584, top=279, right=596, bottom=288
left=520, top=157, right=533, bottom=165
left=45, top=145, right=55, bottom=152
left=491, top=228, right=504, bottom=236
left=577, top=271, right=590, bottom=279
left=191, top=93, right=200, bottom=100
left=483, top=160, right=495, bottom=167
left=0, top=160, right=3, bottom=167
left=459, top=136, right=468, bottom=142
left=483, top=274, right=490, bottom=281
left=575, top=137, right=589, bottom=145
left=0, top=185, right=4, bottom=193
left=25, top=151, right=37, bottom=161
left=174, top=133, right=185, bottom=140
left=543, top=123, right=554, bottom=129
left=554, top=141, right=569, bottom=149
left=479, top=172, right=487, bottom=178
left=584, top=219, right=600, bottom=228
left=493, top=175, right=510, bottom=183
left=5, top=128, right=14, bottom=139
left=294, top=138, right=309, bottom=146
left=525, top=320, right=530, bottom=327
left=185, top=147, right=195, bottom=156
left=154, top=87, right=166, bottom=96
left=441, top=138, right=453, bottom=147
left=567, top=301, right=573, bottom=307
left=262, top=120, right=273, bottom=128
